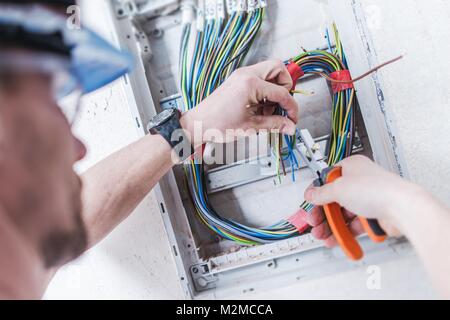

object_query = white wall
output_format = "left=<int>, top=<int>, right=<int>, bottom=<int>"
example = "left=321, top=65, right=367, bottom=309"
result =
left=348, top=0, right=450, bottom=204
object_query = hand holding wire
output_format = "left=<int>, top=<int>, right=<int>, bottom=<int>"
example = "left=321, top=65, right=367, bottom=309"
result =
left=183, top=59, right=300, bottom=143
left=179, top=1, right=404, bottom=246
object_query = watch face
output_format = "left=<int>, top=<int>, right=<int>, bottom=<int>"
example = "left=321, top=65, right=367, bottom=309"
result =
left=148, top=108, right=176, bottom=129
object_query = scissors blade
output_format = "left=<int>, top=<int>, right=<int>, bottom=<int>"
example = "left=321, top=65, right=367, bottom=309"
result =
left=298, top=129, right=328, bottom=177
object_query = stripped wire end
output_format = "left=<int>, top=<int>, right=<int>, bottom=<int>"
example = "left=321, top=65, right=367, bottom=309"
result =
left=290, top=89, right=315, bottom=96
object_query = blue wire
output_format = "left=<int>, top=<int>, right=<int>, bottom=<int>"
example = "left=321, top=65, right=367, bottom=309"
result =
left=325, top=27, right=333, bottom=53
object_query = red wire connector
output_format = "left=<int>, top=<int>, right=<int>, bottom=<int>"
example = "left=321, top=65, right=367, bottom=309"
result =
left=287, top=209, right=310, bottom=233
left=329, top=70, right=354, bottom=93
left=286, top=61, right=304, bottom=90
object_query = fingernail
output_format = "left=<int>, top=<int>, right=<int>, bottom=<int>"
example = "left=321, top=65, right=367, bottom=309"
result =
left=282, top=125, right=295, bottom=136
left=304, top=188, right=315, bottom=201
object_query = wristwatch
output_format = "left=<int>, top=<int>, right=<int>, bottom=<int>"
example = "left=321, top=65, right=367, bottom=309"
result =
left=147, top=108, right=194, bottom=162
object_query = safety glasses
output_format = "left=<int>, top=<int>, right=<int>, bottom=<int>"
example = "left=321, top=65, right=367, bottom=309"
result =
left=0, top=3, right=134, bottom=125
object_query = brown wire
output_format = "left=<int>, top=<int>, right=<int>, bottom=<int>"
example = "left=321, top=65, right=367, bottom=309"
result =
left=314, top=55, right=404, bottom=84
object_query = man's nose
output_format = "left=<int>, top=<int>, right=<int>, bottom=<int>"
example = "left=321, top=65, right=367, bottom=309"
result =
left=73, top=136, right=87, bottom=162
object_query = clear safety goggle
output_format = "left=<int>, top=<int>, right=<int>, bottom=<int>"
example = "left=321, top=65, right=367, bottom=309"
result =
left=0, top=52, right=83, bottom=125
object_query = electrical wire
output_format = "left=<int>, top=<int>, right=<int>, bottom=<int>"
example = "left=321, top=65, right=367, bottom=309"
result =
left=291, top=23, right=356, bottom=213
left=180, top=6, right=358, bottom=245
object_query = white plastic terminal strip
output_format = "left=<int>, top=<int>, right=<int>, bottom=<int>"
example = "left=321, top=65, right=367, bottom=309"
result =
left=259, top=0, right=267, bottom=8
left=181, top=0, right=196, bottom=24
left=247, top=0, right=258, bottom=12
left=197, top=0, right=205, bottom=31
left=205, top=0, right=216, bottom=20
left=237, top=0, right=247, bottom=12
left=216, top=0, right=226, bottom=19
left=226, top=0, right=237, bottom=13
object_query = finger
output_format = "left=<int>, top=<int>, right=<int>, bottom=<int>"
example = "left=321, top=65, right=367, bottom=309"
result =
left=336, top=154, right=371, bottom=167
left=323, top=217, right=364, bottom=248
left=342, top=208, right=357, bottom=222
left=324, top=235, right=338, bottom=248
left=304, top=178, right=344, bottom=206
left=250, top=114, right=296, bottom=135
left=244, top=59, right=293, bottom=89
left=306, top=206, right=325, bottom=227
left=379, top=220, right=402, bottom=237
left=307, top=207, right=355, bottom=226
left=311, top=221, right=332, bottom=240
left=257, top=103, right=276, bottom=116
left=262, top=106, right=276, bottom=116
left=254, top=79, right=299, bottom=123
left=311, top=211, right=361, bottom=242
left=348, top=216, right=364, bottom=236
left=304, top=185, right=354, bottom=220
left=252, top=102, right=277, bottom=116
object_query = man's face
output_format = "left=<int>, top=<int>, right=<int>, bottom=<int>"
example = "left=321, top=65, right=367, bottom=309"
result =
left=0, top=71, right=88, bottom=268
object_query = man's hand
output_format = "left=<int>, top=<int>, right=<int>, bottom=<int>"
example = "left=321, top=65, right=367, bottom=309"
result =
left=180, top=60, right=299, bottom=146
left=304, top=155, right=414, bottom=247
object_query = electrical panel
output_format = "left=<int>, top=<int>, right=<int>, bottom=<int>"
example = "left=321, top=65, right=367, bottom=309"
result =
left=107, top=0, right=412, bottom=299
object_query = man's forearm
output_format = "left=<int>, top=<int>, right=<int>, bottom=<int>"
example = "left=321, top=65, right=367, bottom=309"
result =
left=80, top=134, right=174, bottom=247
left=393, top=185, right=450, bottom=298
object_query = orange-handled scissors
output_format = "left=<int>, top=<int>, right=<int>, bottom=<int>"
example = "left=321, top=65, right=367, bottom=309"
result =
left=298, top=129, right=387, bottom=261
left=316, top=167, right=387, bottom=260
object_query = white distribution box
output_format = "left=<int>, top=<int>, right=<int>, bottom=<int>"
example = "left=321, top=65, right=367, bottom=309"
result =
left=104, top=0, right=429, bottom=299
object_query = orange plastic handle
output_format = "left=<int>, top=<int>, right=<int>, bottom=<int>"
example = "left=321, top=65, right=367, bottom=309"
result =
left=322, top=167, right=364, bottom=261
left=359, top=217, right=387, bottom=243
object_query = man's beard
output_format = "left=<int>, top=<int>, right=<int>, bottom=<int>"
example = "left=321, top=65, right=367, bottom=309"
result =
left=40, top=178, right=88, bottom=268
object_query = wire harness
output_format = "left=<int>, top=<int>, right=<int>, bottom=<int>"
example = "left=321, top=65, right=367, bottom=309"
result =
left=179, top=2, right=358, bottom=245
left=292, top=24, right=357, bottom=213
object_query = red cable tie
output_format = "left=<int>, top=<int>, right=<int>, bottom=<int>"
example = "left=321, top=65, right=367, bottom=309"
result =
left=287, top=209, right=310, bottom=233
left=286, top=62, right=305, bottom=89
left=330, top=70, right=354, bottom=93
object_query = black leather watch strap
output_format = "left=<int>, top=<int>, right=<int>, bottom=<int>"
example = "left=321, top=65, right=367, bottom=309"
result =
left=147, top=108, right=194, bottom=161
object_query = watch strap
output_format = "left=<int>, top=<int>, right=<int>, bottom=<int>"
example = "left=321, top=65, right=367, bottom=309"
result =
left=148, top=109, right=194, bottom=161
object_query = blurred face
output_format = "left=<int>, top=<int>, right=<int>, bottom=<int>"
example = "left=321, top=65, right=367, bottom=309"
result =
left=0, top=71, right=88, bottom=268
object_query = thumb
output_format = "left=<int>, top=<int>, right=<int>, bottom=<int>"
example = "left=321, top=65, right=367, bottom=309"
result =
left=251, top=115, right=296, bottom=135
left=304, top=180, right=343, bottom=205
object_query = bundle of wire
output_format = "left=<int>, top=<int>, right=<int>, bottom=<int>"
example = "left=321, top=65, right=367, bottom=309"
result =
left=179, top=1, right=354, bottom=245
left=286, top=24, right=356, bottom=213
